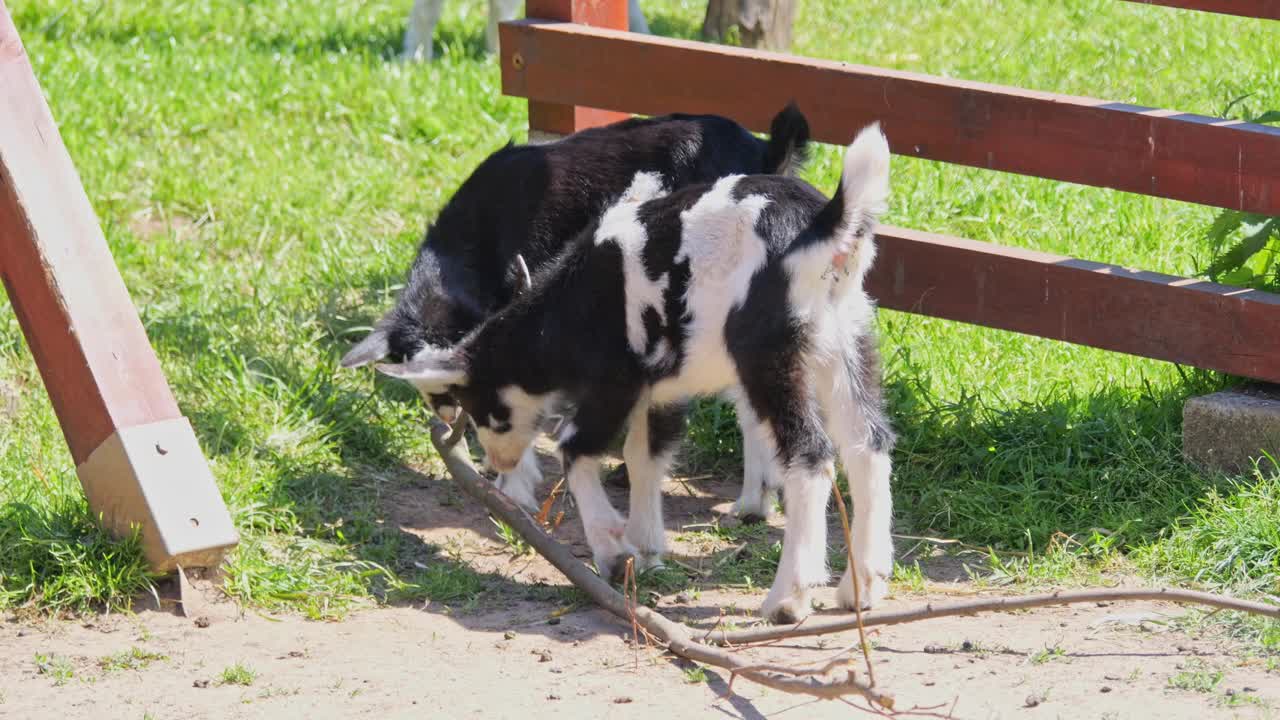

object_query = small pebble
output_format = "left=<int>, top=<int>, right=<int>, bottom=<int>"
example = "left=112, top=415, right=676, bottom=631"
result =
left=1245, top=687, right=1259, bottom=693
left=924, top=644, right=947, bottom=654
left=533, top=650, right=553, bottom=663
left=548, top=618, right=561, bottom=626
left=960, top=640, right=975, bottom=652
left=547, top=694, right=561, bottom=701
left=1024, top=694, right=1044, bottom=708
left=1104, top=674, right=1122, bottom=681
left=193, top=679, right=210, bottom=689
left=550, top=667, right=563, bottom=674
left=1100, top=686, right=1113, bottom=694
left=194, top=616, right=211, bottom=629
left=674, top=592, right=692, bottom=605
left=503, top=631, right=516, bottom=640
left=614, top=696, right=633, bottom=704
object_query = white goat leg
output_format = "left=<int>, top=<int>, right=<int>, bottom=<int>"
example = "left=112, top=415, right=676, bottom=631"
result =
left=621, top=401, right=669, bottom=569
left=731, top=401, right=779, bottom=522
left=494, top=444, right=543, bottom=513
left=836, top=450, right=893, bottom=609
left=760, top=460, right=834, bottom=624
left=403, top=0, right=443, bottom=61
left=486, top=0, right=523, bottom=54
left=566, top=456, right=637, bottom=583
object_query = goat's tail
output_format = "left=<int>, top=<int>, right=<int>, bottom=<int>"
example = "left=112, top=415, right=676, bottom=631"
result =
left=763, top=102, right=811, bottom=176
left=785, top=123, right=890, bottom=279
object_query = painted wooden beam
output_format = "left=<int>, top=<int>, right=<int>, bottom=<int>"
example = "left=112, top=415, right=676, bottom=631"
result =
left=869, top=226, right=1280, bottom=383
left=0, top=1, right=236, bottom=571
left=500, top=21, right=1280, bottom=215
left=520, top=0, right=630, bottom=136
left=1120, top=0, right=1280, bottom=20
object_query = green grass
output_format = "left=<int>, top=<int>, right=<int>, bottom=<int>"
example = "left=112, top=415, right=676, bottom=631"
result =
left=219, top=663, right=258, bottom=687
left=2, top=0, right=1279, bottom=618
left=1168, top=659, right=1224, bottom=693
left=99, top=647, right=169, bottom=673
left=33, top=653, right=76, bottom=686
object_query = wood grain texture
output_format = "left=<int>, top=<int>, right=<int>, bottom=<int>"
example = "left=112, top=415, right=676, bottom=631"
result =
left=0, top=3, right=181, bottom=463
left=1120, top=0, right=1280, bottom=19
left=501, top=21, right=1280, bottom=214
left=521, top=0, right=630, bottom=135
left=868, top=226, right=1280, bottom=383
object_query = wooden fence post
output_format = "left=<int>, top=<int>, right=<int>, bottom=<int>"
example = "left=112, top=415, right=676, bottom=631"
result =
left=0, top=1, right=237, bottom=571
left=520, top=0, right=630, bottom=137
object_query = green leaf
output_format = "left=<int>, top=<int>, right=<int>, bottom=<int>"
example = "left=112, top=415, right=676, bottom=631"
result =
left=1205, top=210, right=1246, bottom=252
left=1206, top=218, right=1280, bottom=284
left=1251, top=110, right=1280, bottom=125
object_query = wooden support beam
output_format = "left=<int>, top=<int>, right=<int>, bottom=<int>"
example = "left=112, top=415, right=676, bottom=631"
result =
left=500, top=21, right=1280, bottom=215
left=520, top=0, right=630, bottom=136
left=0, top=2, right=236, bottom=571
left=1120, top=0, right=1280, bottom=20
left=868, top=226, right=1280, bottom=384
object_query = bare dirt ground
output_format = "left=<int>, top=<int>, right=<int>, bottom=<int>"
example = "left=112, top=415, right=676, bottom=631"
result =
left=4, top=451, right=1277, bottom=719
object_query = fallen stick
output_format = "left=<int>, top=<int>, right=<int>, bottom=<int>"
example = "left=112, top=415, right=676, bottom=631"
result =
left=705, top=587, right=1280, bottom=646
left=428, top=415, right=894, bottom=708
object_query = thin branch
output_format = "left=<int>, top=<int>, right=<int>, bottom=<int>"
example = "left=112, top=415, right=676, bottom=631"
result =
left=831, top=477, right=876, bottom=686
left=705, top=587, right=1280, bottom=646
left=429, top=415, right=894, bottom=708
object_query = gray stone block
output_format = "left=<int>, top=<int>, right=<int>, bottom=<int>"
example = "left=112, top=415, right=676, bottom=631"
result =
left=1183, top=385, right=1280, bottom=474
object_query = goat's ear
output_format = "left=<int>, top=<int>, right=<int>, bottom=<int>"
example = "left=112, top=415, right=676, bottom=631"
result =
left=514, top=254, right=533, bottom=294
left=340, top=328, right=390, bottom=369
left=374, top=346, right=468, bottom=390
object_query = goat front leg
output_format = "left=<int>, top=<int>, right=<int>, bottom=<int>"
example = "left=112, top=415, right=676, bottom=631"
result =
left=622, top=401, right=685, bottom=570
left=564, top=455, right=637, bottom=584
left=493, top=444, right=544, bottom=513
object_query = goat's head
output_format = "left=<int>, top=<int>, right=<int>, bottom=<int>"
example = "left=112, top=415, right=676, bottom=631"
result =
left=340, top=254, right=536, bottom=426
left=373, top=344, right=547, bottom=475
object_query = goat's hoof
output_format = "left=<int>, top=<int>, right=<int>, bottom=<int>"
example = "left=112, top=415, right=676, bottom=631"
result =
left=837, top=572, right=889, bottom=611
left=601, top=553, right=638, bottom=586
left=761, top=594, right=812, bottom=625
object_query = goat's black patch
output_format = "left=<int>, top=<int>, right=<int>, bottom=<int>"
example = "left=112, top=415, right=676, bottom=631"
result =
left=647, top=403, right=689, bottom=459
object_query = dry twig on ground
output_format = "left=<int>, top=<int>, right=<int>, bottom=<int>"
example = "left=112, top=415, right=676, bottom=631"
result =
left=429, top=413, right=1280, bottom=712
left=429, top=414, right=894, bottom=708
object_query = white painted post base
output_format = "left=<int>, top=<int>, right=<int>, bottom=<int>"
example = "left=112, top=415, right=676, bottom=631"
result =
left=76, top=417, right=238, bottom=571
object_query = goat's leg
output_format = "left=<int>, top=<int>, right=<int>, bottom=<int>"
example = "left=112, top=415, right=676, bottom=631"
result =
left=817, top=333, right=895, bottom=611
left=402, top=0, right=443, bottom=61
left=627, top=0, right=650, bottom=33
left=493, top=444, right=544, bottom=513
left=486, top=0, right=523, bottom=54
left=730, top=396, right=780, bottom=523
left=622, top=400, right=685, bottom=569
left=564, top=455, right=637, bottom=584
left=740, top=392, right=833, bottom=623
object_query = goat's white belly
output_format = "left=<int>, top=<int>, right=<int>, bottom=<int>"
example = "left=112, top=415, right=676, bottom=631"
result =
left=648, top=323, right=737, bottom=406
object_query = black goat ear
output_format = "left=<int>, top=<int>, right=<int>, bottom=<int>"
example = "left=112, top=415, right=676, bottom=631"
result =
left=514, top=254, right=533, bottom=294
left=340, top=328, right=390, bottom=368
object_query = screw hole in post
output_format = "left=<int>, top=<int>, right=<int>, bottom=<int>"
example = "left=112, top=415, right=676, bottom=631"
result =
left=513, top=52, right=525, bottom=70
left=156, top=443, right=168, bottom=455
left=189, top=517, right=200, bottom=528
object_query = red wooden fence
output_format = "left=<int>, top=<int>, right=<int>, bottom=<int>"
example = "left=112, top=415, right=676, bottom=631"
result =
left=499, top=1, right=1280, bottom=382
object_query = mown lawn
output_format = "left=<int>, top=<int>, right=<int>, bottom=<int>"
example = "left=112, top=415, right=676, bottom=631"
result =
left=2, top=0, right=1278, bottom=621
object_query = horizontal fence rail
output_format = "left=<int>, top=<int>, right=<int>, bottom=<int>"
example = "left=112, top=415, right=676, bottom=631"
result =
left=500, top=21, right=1280, bottom=216
left=869, top=227, right=1280, bottom=383
left=1120, top=0, right=1280, bottom=19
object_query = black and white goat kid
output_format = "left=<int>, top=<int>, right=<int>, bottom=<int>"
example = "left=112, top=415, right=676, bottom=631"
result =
left=375, top=124, right=895, bottom=623
left=342, top=107, right=810, bottom=521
